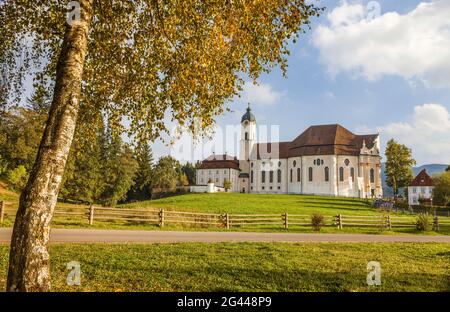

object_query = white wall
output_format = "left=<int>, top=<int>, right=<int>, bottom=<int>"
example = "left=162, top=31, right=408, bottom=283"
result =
left=408, top=186, right=434, bottom=205
left=196, top=168, right=240, bottom=192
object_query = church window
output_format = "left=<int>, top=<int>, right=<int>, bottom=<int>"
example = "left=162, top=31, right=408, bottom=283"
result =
left=270, top=186, right=273, bottom=190
left=245, top=132, right=248, bottom=140
left=321, top=159, right=324, bottom=165
left=290, top=169, right=293, bottom=183
left=251, top=171, right=254, bottom=184
left=325, top=167, right=329, bottom=182
left=262, top=171, right=266, bottom=183
left=370, top=168, right=375, bottom=183
left=317, top=158, right=321, bottom=166
left=350, top=168, right=355, bottom=181
left=339, top=167, right=344, bottom=182
left=278, top=161, right=282, bottom=167
left=251, top=162, right=254, bottom=168
left=297, top=168, right=301, bottom=182
left=313, top=160, right=316, bottom=165
left=308, top=167, right=313, bottom=182
left=269, top=171, right=274, bottom=183
left=278, top=186, right=281, bottom=190
left=277, top=170, right=282, bottom=183
left=293, top=160, right=297, bottom=167
left=344, top=159, right=350, bottom=166
left=262, top=186, right=265, bottom=190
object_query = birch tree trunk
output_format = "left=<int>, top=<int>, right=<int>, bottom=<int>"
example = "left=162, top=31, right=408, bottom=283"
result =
left=7, top=0, right=93, bottom=292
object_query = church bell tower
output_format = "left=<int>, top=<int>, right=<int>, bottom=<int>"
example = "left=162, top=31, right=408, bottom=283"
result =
left=239, top=104, right=257, bottom=175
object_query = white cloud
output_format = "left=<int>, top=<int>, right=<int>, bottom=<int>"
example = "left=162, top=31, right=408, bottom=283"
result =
left=378, top=104, right=450, bottom=165
left=242, top=81, right=286, bottom=105
left=313, top=0, right=450, bottom=89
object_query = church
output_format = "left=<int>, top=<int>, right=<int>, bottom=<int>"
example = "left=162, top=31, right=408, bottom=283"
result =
left=195, top=106, right=383, bottom=198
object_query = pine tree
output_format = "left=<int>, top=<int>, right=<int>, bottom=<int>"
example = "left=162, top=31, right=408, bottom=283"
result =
left=127, top=141, right=154, bottom=201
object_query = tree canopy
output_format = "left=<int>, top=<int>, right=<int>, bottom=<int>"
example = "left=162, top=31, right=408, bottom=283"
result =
left=384, top=139, right=416, bottom=196
left=433, top=171, right=450, bottom=206
left=1, top=0, right=322, bottom=140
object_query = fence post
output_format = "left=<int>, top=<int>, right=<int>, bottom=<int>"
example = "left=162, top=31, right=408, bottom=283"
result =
left=159, top=209, right=165, bottom=227
left=336, top=214, right=343, bottom=229
left=283, top=213, right=288, bottom=230
left=433, top=216, right=439, bottom=232
left=386, top=215, right=392, bottom=230
left=89, top=204, right=94, bottom=225
left=225, top=213, right=230, bottom=229
left=0, top=201, right=4, bottom=224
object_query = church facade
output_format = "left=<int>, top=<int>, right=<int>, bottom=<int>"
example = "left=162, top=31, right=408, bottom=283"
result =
left=196, top=106, right=383, bottom=198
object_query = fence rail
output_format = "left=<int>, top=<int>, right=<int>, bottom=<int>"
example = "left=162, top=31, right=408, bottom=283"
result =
left=1, top=200, right=449, bottom=232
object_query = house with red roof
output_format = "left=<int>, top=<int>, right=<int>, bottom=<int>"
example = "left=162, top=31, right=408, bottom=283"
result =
left=407, top=169, right=434, bottom=206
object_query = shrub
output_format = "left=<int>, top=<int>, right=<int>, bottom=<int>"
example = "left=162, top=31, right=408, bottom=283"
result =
left=416, top=214, right=432, bottom=231
left=311, top=213, right=325, bottom=232
left=0, top=155, right=7, bottom=176
left=7, top=165, right=29, bottom=191
left=223, top=179, right=232, bottom=191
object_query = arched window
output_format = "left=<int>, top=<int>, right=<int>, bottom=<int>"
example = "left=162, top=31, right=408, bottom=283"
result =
left=293, top=160, right=297, bottom=167
left=339, top=167, right=344, bottom=182
left=350, top=168, right=355, bottom=181
left=308, top=167, right=313, bottom=182
left=245, top=132, right=248, bottom=140
left=251, top=171, right=254, bottom=184
left=324, top=167, right=329, bottom=182
left=297, top=168, right=301, bottom=182
left=290, top=169, right=293, bottom=183
left=277, top=169, right=282, bottom=183
left=262, top=171, right=266, bottom=183
left=269, top=170, right=274, bottom=183
left=370, top=168, right=375, bottom=183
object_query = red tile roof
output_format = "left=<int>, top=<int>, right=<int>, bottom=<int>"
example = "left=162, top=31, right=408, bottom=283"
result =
left=198, top=154, right=240, bottom=170
left=410, top=169, right=433, bottom=187
left=251, top=125, right=379, bottom=159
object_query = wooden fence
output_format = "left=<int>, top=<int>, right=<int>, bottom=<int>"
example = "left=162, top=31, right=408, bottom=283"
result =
left=1, top=200, right=449, bottom=232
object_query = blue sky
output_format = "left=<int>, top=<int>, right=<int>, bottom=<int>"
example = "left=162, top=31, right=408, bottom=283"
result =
left=163, top=0, right=450, bottom=166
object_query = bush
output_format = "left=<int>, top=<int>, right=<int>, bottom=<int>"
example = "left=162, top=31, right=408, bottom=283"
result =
left=416, top=214, right=432, bottom=231
left=0, top=155, right=7, bottom=176
left=223, top=179, right=232, bottom=191
left=7, top=165, right=29, bottom=191
left=311, top=213, right=325, bottom=232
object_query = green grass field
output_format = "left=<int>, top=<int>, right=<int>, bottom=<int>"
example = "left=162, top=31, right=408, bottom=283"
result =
left=1, top=242, right=449, bottom=292
left=123, top=193, right=377, bottom=216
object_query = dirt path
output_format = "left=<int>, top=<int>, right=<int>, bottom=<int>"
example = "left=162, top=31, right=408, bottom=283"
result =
left=1, top=228, right=449, bottom=243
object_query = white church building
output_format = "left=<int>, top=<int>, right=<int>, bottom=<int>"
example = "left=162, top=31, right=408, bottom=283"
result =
left=195, top=106, right=383, bottom=198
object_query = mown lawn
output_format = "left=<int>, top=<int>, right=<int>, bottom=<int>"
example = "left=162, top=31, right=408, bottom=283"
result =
left=123, top=193, right=377, bottom=216
left=1, top=242, right=449, bottom=292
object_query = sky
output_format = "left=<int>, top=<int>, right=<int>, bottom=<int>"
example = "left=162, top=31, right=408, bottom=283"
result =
left=159, top=0, right=450, bottom=166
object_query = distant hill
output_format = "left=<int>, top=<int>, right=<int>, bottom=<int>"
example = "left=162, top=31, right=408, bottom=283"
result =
left=381, top=163, right=448, bottom=196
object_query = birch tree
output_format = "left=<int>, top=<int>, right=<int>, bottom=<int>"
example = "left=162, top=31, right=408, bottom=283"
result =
left=0, top=0, right=321, bottom=291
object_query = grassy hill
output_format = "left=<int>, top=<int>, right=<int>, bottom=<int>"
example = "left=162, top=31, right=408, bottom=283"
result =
left=123, top=193, right=376, bottom=216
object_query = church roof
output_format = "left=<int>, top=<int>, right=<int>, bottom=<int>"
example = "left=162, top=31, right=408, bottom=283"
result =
left=198, top=154, right=240, bottom=170
left=410, top=169, right=433, bottom=187
left=252, top=124, right=379, bottom=159
left=241, top=105, right=256, bottom=123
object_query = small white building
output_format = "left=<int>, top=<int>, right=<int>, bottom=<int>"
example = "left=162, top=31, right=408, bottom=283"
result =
left=408, top=169, right=434, bottom=206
